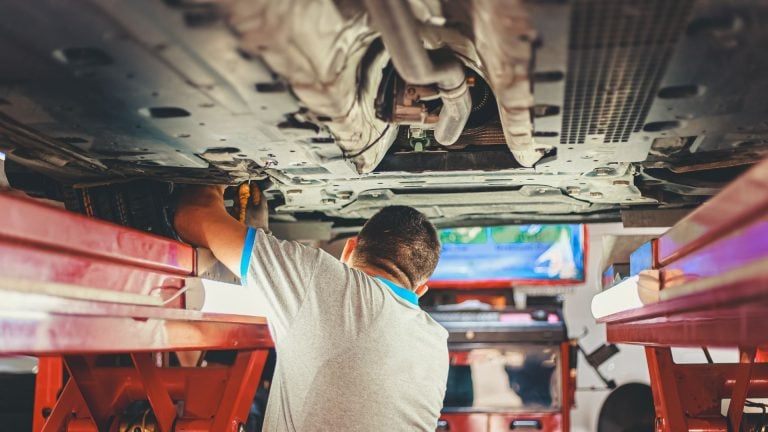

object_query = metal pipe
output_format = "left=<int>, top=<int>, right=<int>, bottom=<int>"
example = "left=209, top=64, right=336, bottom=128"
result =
left=472, top=0, right=543, bottom=167
left=363, top=0, right=471, bottom=146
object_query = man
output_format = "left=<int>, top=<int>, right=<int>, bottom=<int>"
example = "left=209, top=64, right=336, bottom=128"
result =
left=174, top=185, right=449, bottom=431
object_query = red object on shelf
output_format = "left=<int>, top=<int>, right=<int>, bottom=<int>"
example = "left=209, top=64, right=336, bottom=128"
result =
left=0, top=192, right=273, bottom=432
left=438, top=340, right=574, bottom=432
left=599, top=159, right=768, bottom=431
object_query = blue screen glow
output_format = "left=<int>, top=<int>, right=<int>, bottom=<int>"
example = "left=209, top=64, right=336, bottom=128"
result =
left=430, top=224, right=586, bottom=283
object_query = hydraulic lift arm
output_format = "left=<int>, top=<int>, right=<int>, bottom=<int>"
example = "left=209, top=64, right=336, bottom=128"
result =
left=0, top=192, right=274, bottom=432
left=598, top=158, right=768, bottom=432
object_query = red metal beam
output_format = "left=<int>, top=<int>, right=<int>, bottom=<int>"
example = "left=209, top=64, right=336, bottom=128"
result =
left=671, top=363, right=768, bottom=408
left=33, top=357, right=63, bottom=432
left=726, top=348, right=756, bottom=432
left=41, top=381, right=80, bottom=432
left=0, top=241, right=188, bottom=302
left=0, top=192, right=194, bottom=274
left=1, top=307, right=272, bottom=354
left=131, top=353, right=177, bottom=432
left=559, top=342, right=572, bottom=431
left=646, top=348, right=687, bottom=432
left=0, top=193, right=195, bottom=312
left=606, top=301, right=768, bottom=347
left=657, top=218, right=768, bottom=289
left=656, top=158, right=768, bottom=266
left=64, top=356, right=115, bottom=431
left=42, top=352, right=272, bottom=431
left=603, top=254, right=768, bottom=348
left=80, top=365, right=229, bottom=411
left=211, top=350, right=269, bottom=432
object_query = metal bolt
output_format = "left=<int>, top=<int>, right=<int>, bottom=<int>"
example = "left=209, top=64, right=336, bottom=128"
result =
left=590, top=191, right=604, bottom=198
left=465, top=331, right=475, bottom=340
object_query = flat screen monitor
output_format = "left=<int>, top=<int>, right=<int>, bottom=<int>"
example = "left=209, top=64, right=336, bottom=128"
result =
left=429, top=224, right=586, bottom=288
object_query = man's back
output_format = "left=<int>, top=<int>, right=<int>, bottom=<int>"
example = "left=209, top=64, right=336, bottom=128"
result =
left=242, top=229, right=449, bottom=431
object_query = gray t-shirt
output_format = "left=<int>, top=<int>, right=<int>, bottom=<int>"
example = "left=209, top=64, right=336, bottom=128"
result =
left=241, top=228, right=449, bottom=431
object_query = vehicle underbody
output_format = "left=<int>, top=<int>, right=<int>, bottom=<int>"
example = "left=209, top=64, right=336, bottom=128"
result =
left=1, top=0, right=767, bottom=230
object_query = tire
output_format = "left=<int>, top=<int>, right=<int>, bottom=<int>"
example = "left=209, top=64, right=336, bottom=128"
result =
left=62, top=181, right=179, bottom=239
left=597, top=383, right=655, bottom=432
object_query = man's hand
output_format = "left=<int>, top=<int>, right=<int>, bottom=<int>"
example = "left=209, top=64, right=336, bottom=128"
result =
left=174, top=185, right=248, bottom=276
left=243, top=184, right=270, bottom=229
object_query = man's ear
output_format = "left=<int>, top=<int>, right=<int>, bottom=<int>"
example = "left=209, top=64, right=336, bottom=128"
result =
left=415, top=283, right=429, bottom=298
left=340, top=237, right=357, bottom=265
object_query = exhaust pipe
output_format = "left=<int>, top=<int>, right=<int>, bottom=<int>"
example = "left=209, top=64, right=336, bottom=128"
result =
left=363, top=0, right=471, bottom=146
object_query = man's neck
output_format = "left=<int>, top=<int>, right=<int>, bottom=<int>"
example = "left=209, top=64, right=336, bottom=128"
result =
left=353, top=263, right=413, bottom=292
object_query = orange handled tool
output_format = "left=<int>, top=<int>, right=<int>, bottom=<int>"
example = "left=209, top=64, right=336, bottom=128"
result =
left=237, top=183, right=262, bottom=223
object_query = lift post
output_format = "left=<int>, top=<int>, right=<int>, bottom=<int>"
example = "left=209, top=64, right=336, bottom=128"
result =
left=0, top=192, right=274, bottom=432
left=599, top=159, right=768, bottom=431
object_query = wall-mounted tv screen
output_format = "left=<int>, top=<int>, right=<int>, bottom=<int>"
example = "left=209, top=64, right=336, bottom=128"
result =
left=429, top=224, right=586, bottom=288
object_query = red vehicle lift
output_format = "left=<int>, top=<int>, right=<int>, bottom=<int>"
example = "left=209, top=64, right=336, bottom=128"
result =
left=0, top=192, right=274, bottom=432
left=599, top=159, right=768, bottom=431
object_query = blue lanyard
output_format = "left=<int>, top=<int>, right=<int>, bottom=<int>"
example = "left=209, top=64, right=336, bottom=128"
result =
left=373, top=276, right=419, bottom=307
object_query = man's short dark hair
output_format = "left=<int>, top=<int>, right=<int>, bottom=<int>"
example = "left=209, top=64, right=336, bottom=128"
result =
left=355, top=206, right=441, bottom=289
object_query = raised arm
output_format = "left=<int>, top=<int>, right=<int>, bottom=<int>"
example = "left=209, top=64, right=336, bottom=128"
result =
left=175, top=185, right=325, bottom=337
left=174, top=185, right=259, bottom=275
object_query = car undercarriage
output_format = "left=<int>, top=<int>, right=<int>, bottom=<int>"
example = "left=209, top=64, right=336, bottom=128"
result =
left=1, top=0, right=767, bottom=229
